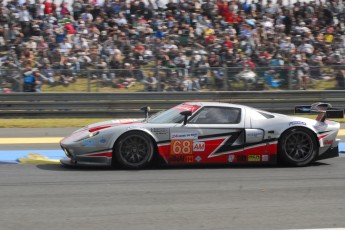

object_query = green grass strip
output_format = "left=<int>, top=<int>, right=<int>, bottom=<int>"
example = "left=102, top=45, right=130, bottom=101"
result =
left=0, top=115, right=343, bottom=128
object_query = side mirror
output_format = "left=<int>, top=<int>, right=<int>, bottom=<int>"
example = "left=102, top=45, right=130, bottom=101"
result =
left=140, top=106, right=151, bottom=120
left=180, top=110, right=192, bottom=125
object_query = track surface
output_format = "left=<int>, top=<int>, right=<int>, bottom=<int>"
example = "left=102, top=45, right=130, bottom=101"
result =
left=1, top=159, right=345, bottom=229
left=0, top=127, right=345, bottom=230
left=0, top=128, right=75, bottom=150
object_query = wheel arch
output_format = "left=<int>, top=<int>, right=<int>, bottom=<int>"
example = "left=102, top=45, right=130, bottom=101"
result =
left=112, top=129, right=158, bottom=151
left=278, top=126, right=319, bottom=148
left=111, top=129, right=160, bottom=165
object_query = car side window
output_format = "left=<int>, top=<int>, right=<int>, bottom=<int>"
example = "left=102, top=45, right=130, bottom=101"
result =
left=189, top=107, right=241, bottom=124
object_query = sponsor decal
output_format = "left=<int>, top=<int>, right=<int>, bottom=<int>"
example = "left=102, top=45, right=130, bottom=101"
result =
left=127, top=126, right=146, bottom=131
left=112, top=119, right=138, bottom=124
left=247, top=132, right=262, bottom=137
left=324, top=140, right=333, bottom=145
left=186, top=155, right=194, bottom=163
left=99, top=137, right=107, bottom=144
left=262, top=155, right=269, bottom=162
left=171, top=132, right=198, bottom=140
left=171, top=140, right=193, bottom=155
left=169, top=155, right=185, bottom=162
left=193, top=141, right=205, bottom=152
left=173, top=104, right=200, bottom=112
left=169, top=155, right=194, bottom=163
left=151, top=128, right=169, bottom=135
left=289, top=121, right=306, bottom=126
left=248, top=155, right=260, bottom=162
left=82, top=139, right=97, bottom=147
left=237, top=155, right=246, bottom=162
left=228, top=154, right=235, bottom=162
left=195, top=156, right=202, bottom=162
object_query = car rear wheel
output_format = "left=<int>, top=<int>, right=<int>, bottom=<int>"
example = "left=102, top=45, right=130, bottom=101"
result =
left=278, top=128, right=318, bottom=167
left=114, top=131, right=154, bottom=169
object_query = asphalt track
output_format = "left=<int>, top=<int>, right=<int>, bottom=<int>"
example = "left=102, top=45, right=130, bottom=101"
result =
left=0, top=127, right=345, bottom=230
left=0, top=158, right=345, bottom=230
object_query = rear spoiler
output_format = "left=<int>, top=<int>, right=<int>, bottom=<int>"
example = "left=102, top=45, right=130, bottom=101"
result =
left=295, top=102, right=344, bottom=122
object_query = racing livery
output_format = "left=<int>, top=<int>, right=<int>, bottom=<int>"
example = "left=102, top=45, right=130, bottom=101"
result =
left=60, top=102, right=342, bottom=168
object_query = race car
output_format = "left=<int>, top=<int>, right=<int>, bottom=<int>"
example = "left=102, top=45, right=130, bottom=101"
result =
left=60, top=102, right=343, bottom=168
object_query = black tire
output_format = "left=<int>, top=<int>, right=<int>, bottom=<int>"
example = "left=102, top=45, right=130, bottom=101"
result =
left=278, top=128, right=318, bottom=167
left=113, top=131, right=154, bottom=169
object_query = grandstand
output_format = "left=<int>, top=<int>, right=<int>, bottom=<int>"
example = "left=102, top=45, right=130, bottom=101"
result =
left=0, top=0, right=344, bottom=92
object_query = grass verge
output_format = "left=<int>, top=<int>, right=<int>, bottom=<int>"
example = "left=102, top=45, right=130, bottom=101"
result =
left=0, top=118, right=112, bottom=128
left=42, top=78, right=145, bottom=92
left=0, top=115, right=343, bottom=128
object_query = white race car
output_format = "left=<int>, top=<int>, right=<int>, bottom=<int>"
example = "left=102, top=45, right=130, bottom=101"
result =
left=60, top=102, right=343, bottom=169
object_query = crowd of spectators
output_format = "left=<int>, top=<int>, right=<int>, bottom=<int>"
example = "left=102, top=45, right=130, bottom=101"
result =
left=0, top=0, right=344, bottom=92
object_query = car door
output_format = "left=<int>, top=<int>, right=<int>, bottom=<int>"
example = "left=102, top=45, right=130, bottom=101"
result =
left=168, top=106, right=246, bottom=164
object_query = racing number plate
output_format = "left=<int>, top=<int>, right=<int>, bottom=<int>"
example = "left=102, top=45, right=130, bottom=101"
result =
left=171, top=140, right=193, bottom=155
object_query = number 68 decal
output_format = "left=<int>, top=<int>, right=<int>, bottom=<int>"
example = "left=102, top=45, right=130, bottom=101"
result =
left=171, top=140, right=193, bottom=155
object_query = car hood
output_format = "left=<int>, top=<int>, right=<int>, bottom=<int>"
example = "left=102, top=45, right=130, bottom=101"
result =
left=74, top=119, right=144, bottom=133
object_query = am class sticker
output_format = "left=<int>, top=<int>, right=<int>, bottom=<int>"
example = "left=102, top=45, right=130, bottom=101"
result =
left=193, top=142, right=205, bottom=152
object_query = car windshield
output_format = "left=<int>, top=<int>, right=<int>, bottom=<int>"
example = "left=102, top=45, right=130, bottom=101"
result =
left=146, top=104, right=201, bottom=124
left=147, top=108, right=185, bottom=124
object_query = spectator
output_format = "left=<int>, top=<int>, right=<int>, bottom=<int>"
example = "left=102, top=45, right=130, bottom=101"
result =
left=23, top=67, right=36, bottom=92
left=59, top=38, right=72, bottom=54
left=174, top=52, right=187, bottom=77
left=33, top=69, right=49, bottom=92
left=0, top=0, right=344, bottom=92
left=43, top=0, right=54, bottom=15
left=142, top=73, right=157, bottom=91
left=336, top=69, right=345, bottom=89
left=19, top=6, right=32, bottom=38
left=208, top=51, right=223, bottom=90
left=41, top=63, right=55, bottom=85
left=296, top=59, right=310, bottom=90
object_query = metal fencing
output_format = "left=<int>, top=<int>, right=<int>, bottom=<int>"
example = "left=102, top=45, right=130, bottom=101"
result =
left=1, top=65, right=345, bottom=93
left=1, top=91, right=345, bottom=118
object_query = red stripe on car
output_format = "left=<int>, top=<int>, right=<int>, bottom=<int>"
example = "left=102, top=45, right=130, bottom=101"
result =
left=85, top=152, right=113, bottom=158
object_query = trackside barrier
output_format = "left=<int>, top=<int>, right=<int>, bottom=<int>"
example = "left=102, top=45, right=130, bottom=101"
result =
left=0, top=91, right=344, bottom=118
left=2, top=65, right=345, bottom=92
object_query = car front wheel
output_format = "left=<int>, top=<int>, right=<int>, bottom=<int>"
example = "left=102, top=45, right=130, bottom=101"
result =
left=278, top=128, right=318, bottom=167
left=114, top=131, right=154, bottom=169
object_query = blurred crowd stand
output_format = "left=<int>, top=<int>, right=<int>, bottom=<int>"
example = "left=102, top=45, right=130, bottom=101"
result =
left=0, top=0, right=344, bottom=92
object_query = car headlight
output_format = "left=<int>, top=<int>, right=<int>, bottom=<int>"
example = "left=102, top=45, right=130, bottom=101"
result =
left=88, top=131, right=99, bottom=138
left=75, top=131, right=100, bottom=142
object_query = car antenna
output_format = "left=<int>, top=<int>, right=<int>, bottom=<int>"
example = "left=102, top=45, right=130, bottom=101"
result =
left=140, top=106, right=151, bottom=120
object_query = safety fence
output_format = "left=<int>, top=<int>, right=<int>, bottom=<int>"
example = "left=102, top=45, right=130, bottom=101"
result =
left=0, top=91, right=344, bottom=118
left=0, top=65, right=344, bottom=93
